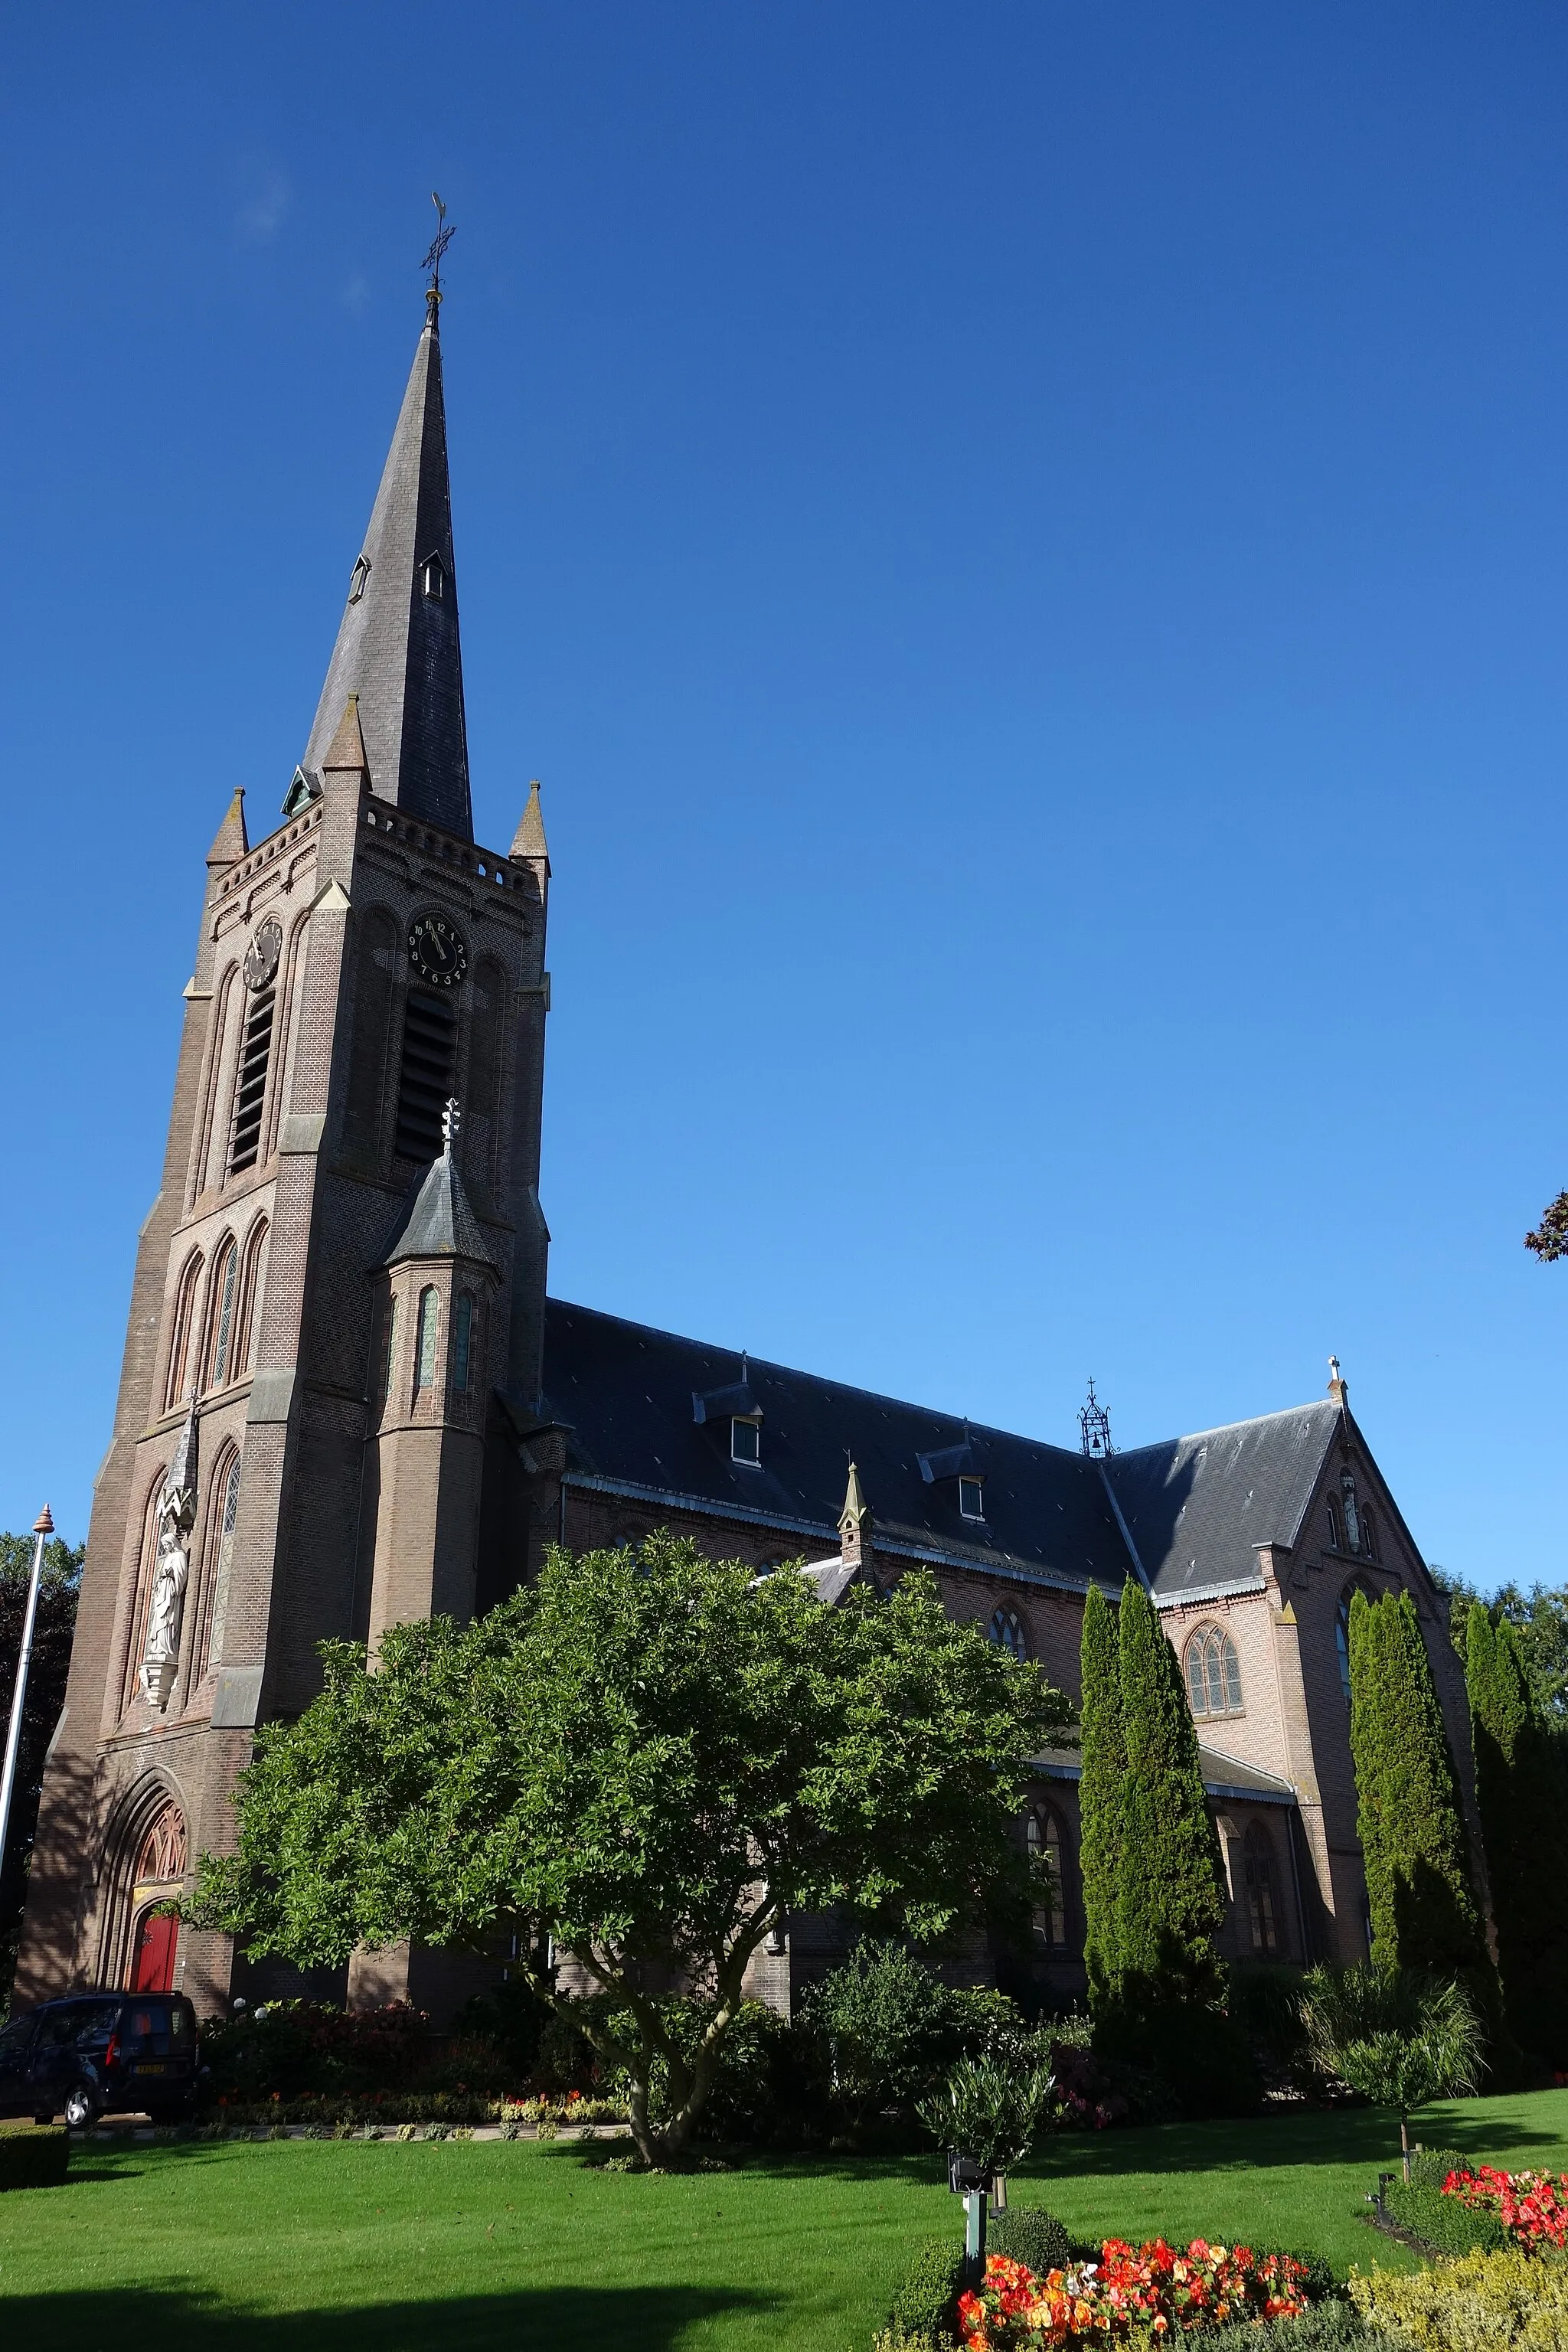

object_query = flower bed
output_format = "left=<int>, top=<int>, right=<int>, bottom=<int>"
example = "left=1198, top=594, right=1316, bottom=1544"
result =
left=956, top=2240, right=1310, bottom=2347
left=1442, top=2162, right=1568, bottom=2254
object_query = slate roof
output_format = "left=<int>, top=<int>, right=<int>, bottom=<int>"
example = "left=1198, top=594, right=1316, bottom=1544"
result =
left=301, top=301, right=472, bottom=838
left=541, top=1302, right=1342, bottom=1602
left=1103, top=1404, right=1342, bottom=1598
left=381, top=1147, right=495, bottom=1270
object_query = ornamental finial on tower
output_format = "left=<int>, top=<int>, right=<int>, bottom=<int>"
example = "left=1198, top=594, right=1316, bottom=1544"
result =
left=1328, top=1355, right=1348, bottom=1406
left=1079, top=1377, right=1112, bottom=1459
left=422, top=191, right=455, bottom=329
left=441, top=1096, right=461, bottom=1152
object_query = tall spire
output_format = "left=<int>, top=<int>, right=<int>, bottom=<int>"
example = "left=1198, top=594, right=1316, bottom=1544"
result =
left=301, top=300, right=472, bottom=839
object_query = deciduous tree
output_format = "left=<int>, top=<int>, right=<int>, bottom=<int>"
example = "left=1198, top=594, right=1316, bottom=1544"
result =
left=193, top=1537, right=1069, bottom=2164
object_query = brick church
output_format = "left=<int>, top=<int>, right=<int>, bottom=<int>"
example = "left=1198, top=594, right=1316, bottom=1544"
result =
left=17, top=289, right=1479, bottom=2019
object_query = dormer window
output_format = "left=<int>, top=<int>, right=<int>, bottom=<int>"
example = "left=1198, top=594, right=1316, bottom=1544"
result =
left=731, top=1418, right=760, bottom=1467
left=420, top=552, right=445, bottom=602
left=348, top=554, right=371, bottom=603
left=959, top=1475, right=985, bottom=1521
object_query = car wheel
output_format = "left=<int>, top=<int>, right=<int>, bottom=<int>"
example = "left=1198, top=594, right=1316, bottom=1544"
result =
left=64, top=2085, right=101, bottom=2130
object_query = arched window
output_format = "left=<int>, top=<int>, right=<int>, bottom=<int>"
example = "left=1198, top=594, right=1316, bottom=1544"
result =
left=234, top=1217, right=269, bottom=1376
left=414, top=1287, right=439, bottom=1392
left=1327, top=1496, right=1343, bottom=1549
left=1184, top=1625, right=1243, bottom=1719
left=228, top=923, right=282, bottom=1176
left=204, top=1237, right=239, bottom=1390
left=452, top=1291, right=476, bottom=1392
left=202, top=1449, right=242, bottom=1673
left=165, top=1253, right=204, bottom=1411
left=990, top=1606, right=1026, bottom=1661
left=1361, top=1505, right=1377, bottom=1563
left=1335, top=1579, right=1371, bottom=1707
left=376, top=1292, right=400, bottom=1410
left=1026, top=1805, right=1067, bottom=1946
left=1243, top=1823, right=1279, bottom=1955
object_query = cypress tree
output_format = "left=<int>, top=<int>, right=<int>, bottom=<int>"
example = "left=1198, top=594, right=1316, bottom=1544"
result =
left=1350, top=1589, right=1485, bottom=1973
left=1078, top=1584, right=1125, bottom=2016
left=1116, top=1580, right=1227, bottom=2017
left=1466, top=1603, right=1568, bottom=2065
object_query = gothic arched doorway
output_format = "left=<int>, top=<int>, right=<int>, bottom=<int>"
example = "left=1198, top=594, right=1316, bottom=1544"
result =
left=125, top=1800, right=186, bottom=1992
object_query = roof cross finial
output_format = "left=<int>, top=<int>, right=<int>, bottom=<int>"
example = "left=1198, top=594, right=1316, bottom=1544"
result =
left=422, top=191, right=455, bottom=325
left=441, top=1095, right=461, bottom=1151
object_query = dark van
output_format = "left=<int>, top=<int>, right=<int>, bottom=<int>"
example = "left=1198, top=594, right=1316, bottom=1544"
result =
left=0, top=1992, right=201, bottom=2126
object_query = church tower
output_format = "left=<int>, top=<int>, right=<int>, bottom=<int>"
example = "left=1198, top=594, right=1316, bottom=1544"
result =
left=19, top=285, right=552, bottom=2011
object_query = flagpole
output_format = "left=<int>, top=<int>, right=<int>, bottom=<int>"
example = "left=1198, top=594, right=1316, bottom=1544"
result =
left=0, top=1506, right=54, bottom=1880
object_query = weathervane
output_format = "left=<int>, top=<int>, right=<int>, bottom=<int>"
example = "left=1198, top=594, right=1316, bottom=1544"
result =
left=422, top=191, right=456, bottom=315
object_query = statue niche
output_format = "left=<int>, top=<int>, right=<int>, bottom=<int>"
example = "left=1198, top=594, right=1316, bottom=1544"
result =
left=141, top=1410, right=198, bottom=1709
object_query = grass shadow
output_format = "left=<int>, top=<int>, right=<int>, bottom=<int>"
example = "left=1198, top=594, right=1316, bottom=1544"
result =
left=4, top=2283, right=771, bottom=2352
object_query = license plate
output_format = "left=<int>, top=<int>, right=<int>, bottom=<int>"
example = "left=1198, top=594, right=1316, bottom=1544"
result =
left=133, top=2063, right=167, bottom=2075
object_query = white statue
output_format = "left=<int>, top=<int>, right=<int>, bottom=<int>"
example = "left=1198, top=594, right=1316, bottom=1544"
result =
left=141, top=1410, right=197, bottom=1708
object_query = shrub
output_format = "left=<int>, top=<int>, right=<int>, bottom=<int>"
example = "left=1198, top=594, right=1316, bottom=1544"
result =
left=1227, top=1963, right=1312, bottom=2086
left=802, top=1944, right=980, bottom=2136
left=917, top=2056, right=1056, bottom=2174
left=1351, top=2247, right=1568, bottom=2351
left=1211, top=2310, right=1403, bottom=2350
left=887, top=2233, right=963, bottom=2347
left=199, top=2001, right=430, bottom=2102
left=988, top=2203, right=1072, bottom=2276
left=0, top=2120, right=68, bottom=2190
left=447, top=1975, right=553, bottom=2080
left=1383, top=2148, right=1508, bottom=2258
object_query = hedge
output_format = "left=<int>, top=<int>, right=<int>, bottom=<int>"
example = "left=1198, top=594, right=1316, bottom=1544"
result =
left=1383, top=2146, right=1509, bottom=2259
left=0, top=2120, right=69, bottom=2190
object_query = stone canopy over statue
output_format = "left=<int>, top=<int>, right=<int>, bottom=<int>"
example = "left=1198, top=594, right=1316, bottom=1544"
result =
left=140, top=1409, right=197, bottom=1709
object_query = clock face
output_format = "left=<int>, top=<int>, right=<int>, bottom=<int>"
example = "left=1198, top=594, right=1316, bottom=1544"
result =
left=407, top=912, right=469, bottom=988
left=243, top=918, right=283, bottom=992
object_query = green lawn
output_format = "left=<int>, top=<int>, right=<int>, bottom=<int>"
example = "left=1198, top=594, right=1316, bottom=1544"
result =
left=2, top=2090, right=1566, bottom=2352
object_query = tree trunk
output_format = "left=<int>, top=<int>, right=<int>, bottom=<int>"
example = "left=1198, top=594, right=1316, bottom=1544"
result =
left=1400, top=2112, right=1411, bottom=2186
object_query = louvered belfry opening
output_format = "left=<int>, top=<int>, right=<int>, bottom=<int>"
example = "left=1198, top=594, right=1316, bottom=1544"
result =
left=227, top=984, right=278, bottom=1174
left=395, top=986, right=458, bottom=1161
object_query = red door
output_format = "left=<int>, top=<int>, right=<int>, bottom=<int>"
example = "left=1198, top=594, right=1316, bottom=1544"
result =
left=130, top=1909, right=177, bottom=1992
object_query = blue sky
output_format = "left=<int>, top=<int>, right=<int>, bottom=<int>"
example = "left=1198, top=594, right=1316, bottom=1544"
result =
left=2, top=4, right=1564, bottom=1584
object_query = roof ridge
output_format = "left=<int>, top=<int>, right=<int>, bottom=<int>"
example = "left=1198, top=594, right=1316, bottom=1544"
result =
left=1109, top=1398, right=1339, bottom=1459
left=546, top=1297, right=1089, bottom=1462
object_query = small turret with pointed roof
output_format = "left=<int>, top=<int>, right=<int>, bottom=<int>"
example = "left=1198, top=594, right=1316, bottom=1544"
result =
left=321, top=692, right=370, bottom=785
left=838, top=1459, right=874, bottom=1578
left=511, top=778, right=550, bottom=877
left=301, top=289, right=472, bottom=837
left=381, top=1098, right=496, bottom=1272
left=206, top=789, right=248, bottom=874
